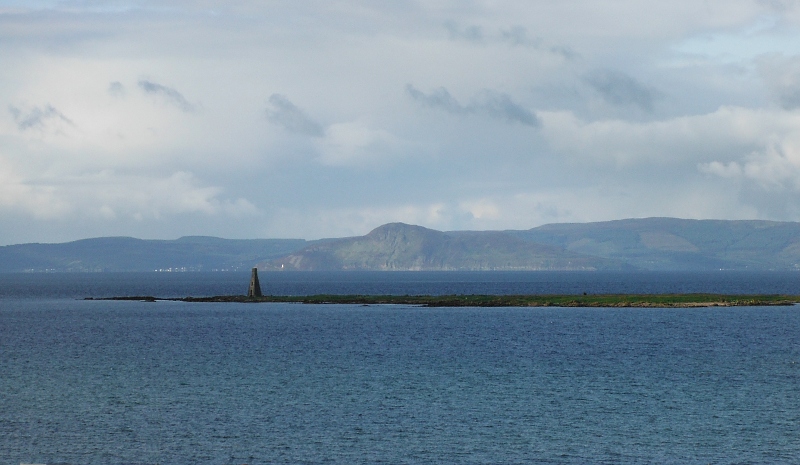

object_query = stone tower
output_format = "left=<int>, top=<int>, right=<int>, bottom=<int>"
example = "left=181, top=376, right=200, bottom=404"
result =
left=248, top=267, right=262, bottom=297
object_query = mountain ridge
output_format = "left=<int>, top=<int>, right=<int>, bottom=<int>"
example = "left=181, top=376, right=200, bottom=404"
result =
left=259, top=222, right=626, bottom=271
left=510, top=217, right=800, bottom=270
left=2, top=218, right=800, bottom=272
left=0, top=236, right=307, bottom=272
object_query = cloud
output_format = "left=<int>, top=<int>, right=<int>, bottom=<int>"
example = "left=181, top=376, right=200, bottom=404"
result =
left=4, top=0, right=800, bottom=243
left=757, top=0, right=799, bottom=12
left=264, top=182, right=751, bottom=239
left=315, top=121, right=408, bottom=166
left=265, top=201, right=479, bottom=239
left=9, top=104, right=73, bottom=131
left=108, top=81, right=125, bottom=97
left=584, top=69, right=662, bottom=112
left=85, top=171, right=258, bottom=219
left=698, top=160, right=744, bottom=178
left=0, top=158, right=70, bottom=219
left=757, top=54, right=800, bottom=110
left=697, top=139, right=800, bottom=219
left=472, top=89, right=541, bottom=126
left=699, top=143, right=800, bottom=190
left=444, top=22, right=576, bottom=58
left=138, top=79, right=196, bottom=112
left=539, top=103, right=800, bottom=204
left=266, top=94, right=325, bottom=137
left=444, top=21, right=483, bottom=43
left=0, top=168, right=257, bottom=221
left=406, top=84, right=541, bottom=127
left=500, top=26, right=577, bottom=58
left=404, top=85, right=464, bottom=114
left=539, top=106, right=777, bottom=166
left=501, top=26, right=539, bottom=47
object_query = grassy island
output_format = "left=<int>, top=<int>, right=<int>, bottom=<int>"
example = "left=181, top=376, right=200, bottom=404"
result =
left=93, top=294, right=800, bottom=307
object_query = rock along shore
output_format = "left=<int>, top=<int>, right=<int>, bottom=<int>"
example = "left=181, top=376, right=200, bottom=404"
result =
left=87, top=294, right=800, bottom=308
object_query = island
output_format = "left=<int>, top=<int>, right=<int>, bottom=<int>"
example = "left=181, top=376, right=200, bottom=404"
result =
left=86, top=268, right=800, bottom=307
left=89, top=293, right=800, bottom=307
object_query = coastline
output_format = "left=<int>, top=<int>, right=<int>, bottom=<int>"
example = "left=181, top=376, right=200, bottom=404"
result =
left=89, top=294, right=800, bottom=307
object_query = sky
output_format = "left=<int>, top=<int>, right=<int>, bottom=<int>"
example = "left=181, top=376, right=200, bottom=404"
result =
left=3, top=1, right=800, bottom=244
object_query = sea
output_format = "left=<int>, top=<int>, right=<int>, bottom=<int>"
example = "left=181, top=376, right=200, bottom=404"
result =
left=1, top=271, right=799, bottom=464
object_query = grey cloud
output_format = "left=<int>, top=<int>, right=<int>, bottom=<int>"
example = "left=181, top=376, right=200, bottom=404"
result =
left=406, top=84, right=540, bottom=127
left=585, top=69, right=661, bottom=112
left=445, top=23, right=575, bottom=59
left=108, top=81, right=125, bottom=97
left=777, top=88, right=800, bottom=110
left=404, top=85, right=465, bottom=114
left=138, top=80, right=196, bottom=112
left=550, top=45, right=578, bottom=60
left=472, top=90, right=541, bottom=126
left=501, top=26, right=540, bottom=47
left=500, top=26, right=577, bottom=59
left=266, top=94, right=325, bottom=137
left=444, top=21, right=483, bottom=42
left=9, top=104, right=73, bottom=131
left=757, top=0, right=798, bottom=11
left=757, top=55, right=800, bottom=110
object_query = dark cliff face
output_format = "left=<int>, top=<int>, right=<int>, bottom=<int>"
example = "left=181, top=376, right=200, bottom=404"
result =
left=262, top=223, right=449, bottom=271
left=261, top=223, right=626, bottom=271
left=361, top=223, right=450, bottom=269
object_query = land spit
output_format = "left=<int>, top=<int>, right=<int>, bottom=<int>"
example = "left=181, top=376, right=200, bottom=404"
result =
left=88, top=294, right=800, bottom=307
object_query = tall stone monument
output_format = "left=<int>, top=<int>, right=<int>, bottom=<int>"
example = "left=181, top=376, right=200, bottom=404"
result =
left=248, top=267, right=262, bottom=297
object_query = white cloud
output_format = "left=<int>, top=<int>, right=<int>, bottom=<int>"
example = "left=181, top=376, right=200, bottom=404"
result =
left=0, top=165, right=257, bottom=221
left=314, top=121, right=413, bottom=167
left=261, top=180, right=764, bottom=239
left=540, top=106, right=800, bottom=166
left=3, top=1, right=800, bottom=243
left=700, top=141, right=800, bottom=190
left=0, top=157, right=71, bottom=219
left=69, top=171, right=259, bottom=219
left=699, top=160, right=745, bottom=178
left=459, top=198, right=501, bottom=221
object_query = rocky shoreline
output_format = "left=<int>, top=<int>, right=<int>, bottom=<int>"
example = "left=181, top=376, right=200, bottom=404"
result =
left=88, top=294, right=800, bottom=308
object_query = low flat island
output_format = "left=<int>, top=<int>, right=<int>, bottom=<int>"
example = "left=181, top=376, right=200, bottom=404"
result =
left=90, top=294, right=800, bottom=307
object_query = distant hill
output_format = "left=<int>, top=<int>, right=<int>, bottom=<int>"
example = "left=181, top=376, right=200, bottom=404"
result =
left=3, top=218, right=800, bottom=272
left=258, top=223, right=629, bottom=271
left=0, top=236, right=307, bottom=272
left=510, top=217, right=800, bottom=270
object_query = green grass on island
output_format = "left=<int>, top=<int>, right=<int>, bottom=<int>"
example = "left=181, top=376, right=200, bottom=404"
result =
left=98, top=294, right=800, bottom=307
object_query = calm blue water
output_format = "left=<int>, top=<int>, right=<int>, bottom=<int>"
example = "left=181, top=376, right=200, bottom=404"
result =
left=1, top=270, right=800, bottom=299
left=2, top=272, right=800, bottom=464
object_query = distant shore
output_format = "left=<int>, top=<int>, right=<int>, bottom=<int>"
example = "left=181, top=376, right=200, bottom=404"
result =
left=88, top=294, right=800, bottom=307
